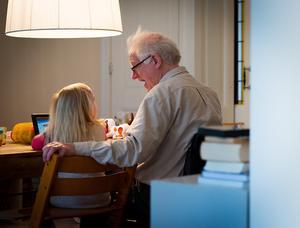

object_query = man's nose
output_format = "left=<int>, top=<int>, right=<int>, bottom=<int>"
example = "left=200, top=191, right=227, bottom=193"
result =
left=132, top=71, right=138, bottom=80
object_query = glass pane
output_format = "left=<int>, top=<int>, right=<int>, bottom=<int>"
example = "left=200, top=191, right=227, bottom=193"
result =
left=238, top=23, right=243, bottom=40
left=235, top=0, right=245, bottom=104
left=238, top=63, right=243, bottom=81
left=238, top=42, right=243, bottom=60
left=238, top=3, right=243, bottom=20
left=238, top=83, right=242, bottom=100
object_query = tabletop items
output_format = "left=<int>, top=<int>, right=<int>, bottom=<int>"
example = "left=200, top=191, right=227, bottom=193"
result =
left=0, top=127, right=8, bottom=146
left=104, top=118, right=129, bottom=139
left=104, top=112, right=134, bottom=139
left=11, top=122, right=35, bottom=145
left=0, top=128, right=4, bottom=146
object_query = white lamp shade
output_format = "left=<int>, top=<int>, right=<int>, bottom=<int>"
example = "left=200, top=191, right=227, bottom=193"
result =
left=5, top=0, right=123, bottom=38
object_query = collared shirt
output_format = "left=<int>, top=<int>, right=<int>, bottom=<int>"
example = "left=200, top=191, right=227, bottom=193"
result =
left=74, top=66, right=222, bottom=184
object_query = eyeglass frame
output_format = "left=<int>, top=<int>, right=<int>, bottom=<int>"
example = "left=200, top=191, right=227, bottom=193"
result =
left=131, top=55, right=152, bottom=72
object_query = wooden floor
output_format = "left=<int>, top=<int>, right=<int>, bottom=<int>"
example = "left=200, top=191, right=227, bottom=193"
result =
left=0, top=218, right=80, bottom=228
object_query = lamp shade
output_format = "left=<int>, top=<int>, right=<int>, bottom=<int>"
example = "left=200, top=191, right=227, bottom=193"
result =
left=5, top=0, right=123, bottom=38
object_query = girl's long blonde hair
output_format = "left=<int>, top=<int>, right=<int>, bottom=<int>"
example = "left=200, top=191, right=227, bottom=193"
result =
left=46, top=83, right=99, bottom=143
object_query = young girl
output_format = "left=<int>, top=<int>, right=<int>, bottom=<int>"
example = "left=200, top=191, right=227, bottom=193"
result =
left=32, top=82, right=110, bottom=209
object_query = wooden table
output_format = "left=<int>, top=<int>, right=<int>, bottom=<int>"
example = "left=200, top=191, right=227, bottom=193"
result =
left=0, top=142, right=43, bottom=216
left=0, top=142, right=43, bottom=181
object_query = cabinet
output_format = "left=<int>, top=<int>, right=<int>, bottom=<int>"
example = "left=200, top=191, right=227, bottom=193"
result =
left=151, top=175, right=248, bottom=228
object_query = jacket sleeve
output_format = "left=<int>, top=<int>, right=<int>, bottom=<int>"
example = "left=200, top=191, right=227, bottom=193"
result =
left=74, top=88, right=172, bottom=167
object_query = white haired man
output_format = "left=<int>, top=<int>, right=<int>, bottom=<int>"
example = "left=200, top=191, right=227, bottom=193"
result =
left=43, top=30, right=222, bottom=227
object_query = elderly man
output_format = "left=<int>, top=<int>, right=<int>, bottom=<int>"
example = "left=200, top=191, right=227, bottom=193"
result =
left=43, top=30, right=222, bottom=227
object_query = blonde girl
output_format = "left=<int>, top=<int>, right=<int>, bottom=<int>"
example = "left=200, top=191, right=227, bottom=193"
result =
left=46, top=83, right=104, bottom=143
left=33, top=83, right=110, bottom=209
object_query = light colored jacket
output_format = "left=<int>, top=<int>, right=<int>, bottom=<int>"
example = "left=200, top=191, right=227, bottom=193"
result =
left=75, top=66, right=222, bottom=184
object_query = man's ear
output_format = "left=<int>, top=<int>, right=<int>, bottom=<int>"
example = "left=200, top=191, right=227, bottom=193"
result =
left=152, top=54, right=162, bottom=69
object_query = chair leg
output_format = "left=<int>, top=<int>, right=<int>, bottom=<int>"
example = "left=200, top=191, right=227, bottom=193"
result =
left=41, top=219, right=55, bottom=228
left=30, top=155, right=59, bottom=228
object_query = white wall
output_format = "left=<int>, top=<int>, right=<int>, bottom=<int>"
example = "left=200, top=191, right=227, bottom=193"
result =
left=195, top=0, right=235, bottom=123
left=195, top=0, right=250, bottom=125
left=251, top=0, right=300, bottom=227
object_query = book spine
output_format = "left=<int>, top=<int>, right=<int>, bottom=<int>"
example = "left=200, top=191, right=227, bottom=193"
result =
left=198, top=175, right=249, bottom=188
left=204, top=136, right=249, bottom=144
left=201, top=171, right=249, bottom=181
left=200, top=142, right=249, bottom=162
left=204, top=161, right=249, bottom=174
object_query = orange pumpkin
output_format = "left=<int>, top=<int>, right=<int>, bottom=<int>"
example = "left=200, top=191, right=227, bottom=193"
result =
left=11, top=122, right=35, bottom=145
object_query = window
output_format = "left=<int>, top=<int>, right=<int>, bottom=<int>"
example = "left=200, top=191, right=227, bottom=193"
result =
left=234, top=0, right=245, bottom=104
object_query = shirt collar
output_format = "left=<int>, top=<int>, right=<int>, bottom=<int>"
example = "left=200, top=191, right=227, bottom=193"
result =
left=160, top=66, right=189, bottom=83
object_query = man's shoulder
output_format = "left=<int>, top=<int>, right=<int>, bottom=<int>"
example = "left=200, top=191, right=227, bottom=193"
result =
left=158, top=73, right=207, bottom=92
left=144, top=73, right=217, bottom=102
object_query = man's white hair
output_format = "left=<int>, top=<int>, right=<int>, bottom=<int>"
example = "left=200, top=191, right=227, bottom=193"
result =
left=127, top=26, right=181, bottom=65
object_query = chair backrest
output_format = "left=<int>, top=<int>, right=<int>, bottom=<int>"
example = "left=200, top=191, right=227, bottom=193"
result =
left=30, top=153, right=136, bottom=228
left=182, top=133, right=205, bottom=176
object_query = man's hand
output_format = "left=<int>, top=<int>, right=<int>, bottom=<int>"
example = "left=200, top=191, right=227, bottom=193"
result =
left=42, top=142, right=75, bottom=162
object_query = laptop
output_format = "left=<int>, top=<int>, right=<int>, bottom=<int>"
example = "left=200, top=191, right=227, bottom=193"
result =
left=31, top=113, right=49, bottom=135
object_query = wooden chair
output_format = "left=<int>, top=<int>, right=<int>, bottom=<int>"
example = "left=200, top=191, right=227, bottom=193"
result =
left=182, top=132, right=205, bottom=176
left=30, top=154, right=136, bottom=228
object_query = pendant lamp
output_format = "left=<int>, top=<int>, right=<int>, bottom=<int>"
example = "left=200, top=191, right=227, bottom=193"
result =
left=5, top=0, right=123, bottom=38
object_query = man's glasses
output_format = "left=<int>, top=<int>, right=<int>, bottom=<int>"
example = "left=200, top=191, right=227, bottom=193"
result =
left=131, top=55, right=152, bottom=72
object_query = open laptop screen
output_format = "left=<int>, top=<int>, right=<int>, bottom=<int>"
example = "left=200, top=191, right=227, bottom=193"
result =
left=31, top=113, right=49, bottom=135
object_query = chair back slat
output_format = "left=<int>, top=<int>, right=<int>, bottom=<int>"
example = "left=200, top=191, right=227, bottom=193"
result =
left=57, top=156, right=121, bottom=173
left=51, top=171, right=132, bottom=196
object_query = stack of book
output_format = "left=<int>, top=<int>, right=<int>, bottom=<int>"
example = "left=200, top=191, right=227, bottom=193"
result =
left=197, top=125, right=250, bottom=188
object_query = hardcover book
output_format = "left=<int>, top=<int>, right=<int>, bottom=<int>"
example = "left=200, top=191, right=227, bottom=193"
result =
left=201, top=171, right=249, bottom=182
left=204, top=161, right=249, bottom=173
left=198, top=125, right=249, bottom=138
left=204, top=136, right=249, bottom=144
left=200, top=141, right=249, bottom=162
